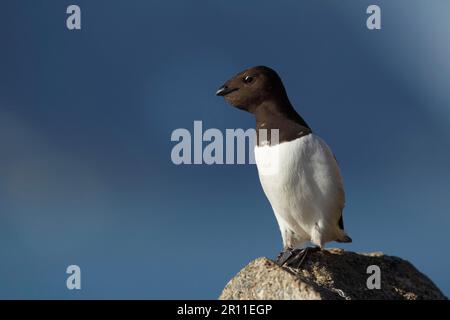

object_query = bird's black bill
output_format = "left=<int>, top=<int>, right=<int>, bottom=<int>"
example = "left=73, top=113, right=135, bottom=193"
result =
left=216, top=85, right=239, bottom=96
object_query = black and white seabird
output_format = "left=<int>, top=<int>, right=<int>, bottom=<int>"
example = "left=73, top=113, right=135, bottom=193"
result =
left=216, top=66, right=352, bottom=267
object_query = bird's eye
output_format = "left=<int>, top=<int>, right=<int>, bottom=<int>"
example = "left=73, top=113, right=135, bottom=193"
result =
left=243, top=75, right=254, bottom=83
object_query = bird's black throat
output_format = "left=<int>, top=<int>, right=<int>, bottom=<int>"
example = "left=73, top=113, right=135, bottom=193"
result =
left=254, top=99, right=312, bottom=146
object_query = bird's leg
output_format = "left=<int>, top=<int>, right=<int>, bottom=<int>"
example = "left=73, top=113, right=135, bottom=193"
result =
left=286, top=246, right=321, bottom=269
left=275, top=247, right=294, bottom=266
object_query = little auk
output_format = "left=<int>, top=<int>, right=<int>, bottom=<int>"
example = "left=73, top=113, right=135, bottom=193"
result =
left=216, top=66, right=352, bottom=267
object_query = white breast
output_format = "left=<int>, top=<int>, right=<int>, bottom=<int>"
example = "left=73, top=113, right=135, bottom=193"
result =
left=254, top=134, right=345, bottom=249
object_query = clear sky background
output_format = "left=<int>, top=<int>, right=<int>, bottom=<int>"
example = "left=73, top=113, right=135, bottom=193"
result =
left=1, top=0, right=449, bottom=299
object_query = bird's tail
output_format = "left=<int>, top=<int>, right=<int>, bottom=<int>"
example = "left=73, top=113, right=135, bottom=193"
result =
left=336, top=234, right=352, bottom=243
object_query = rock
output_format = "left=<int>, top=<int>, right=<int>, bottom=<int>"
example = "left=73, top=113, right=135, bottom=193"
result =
left=219, top=248, right=447, bottom=300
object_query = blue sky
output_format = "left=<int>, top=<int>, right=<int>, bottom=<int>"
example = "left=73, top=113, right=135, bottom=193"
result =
left=1, top=0, right=449, bottom=298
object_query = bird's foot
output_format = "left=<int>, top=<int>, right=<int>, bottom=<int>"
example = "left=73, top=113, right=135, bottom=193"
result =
left=275, top=247, right=294, bottom=266
left=276, top=246, right=321, bottom=269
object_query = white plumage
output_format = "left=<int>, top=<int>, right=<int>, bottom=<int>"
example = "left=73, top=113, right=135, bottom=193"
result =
left=254, top=133, right=349, bottom=249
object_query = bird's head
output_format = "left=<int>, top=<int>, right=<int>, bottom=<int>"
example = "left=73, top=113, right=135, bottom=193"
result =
left=216, top=66, right=288, bottom=113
